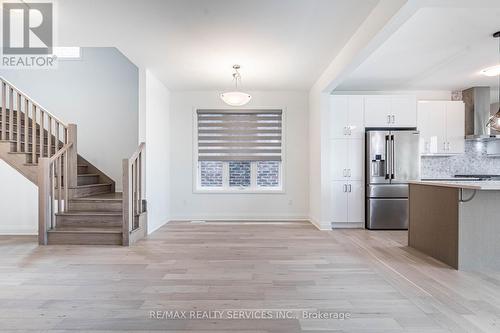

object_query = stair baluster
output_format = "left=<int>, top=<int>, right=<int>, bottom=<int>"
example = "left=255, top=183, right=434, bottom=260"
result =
left=122, top=142, right=146, bottom=245
left=1, top=82, right=5, bottom=140
left=38, top=142, right=73, bottom=244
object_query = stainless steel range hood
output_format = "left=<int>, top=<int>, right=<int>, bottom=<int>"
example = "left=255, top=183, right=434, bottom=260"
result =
left=463, top=87, right=500, bottom=140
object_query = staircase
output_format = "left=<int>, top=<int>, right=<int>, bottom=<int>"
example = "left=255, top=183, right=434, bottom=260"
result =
left=0, top=77, right=146, bottom=246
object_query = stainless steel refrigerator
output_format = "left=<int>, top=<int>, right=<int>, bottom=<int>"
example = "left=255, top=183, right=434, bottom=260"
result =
left=365, top=129, right=420, bottom=230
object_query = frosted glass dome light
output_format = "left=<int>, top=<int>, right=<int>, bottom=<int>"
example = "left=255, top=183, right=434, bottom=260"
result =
left=220, top=65, right=251, bottom=107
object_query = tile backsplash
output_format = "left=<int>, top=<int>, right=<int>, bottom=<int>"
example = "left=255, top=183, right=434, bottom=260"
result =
left=421, top=141, right=500, bottom=178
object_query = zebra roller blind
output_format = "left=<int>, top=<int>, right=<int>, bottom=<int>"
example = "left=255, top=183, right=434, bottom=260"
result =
left=197, top=109, right=282, bottom=161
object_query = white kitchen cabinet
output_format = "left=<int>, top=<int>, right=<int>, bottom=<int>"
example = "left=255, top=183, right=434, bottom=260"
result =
left=391, top=96, right=417, bottom=127
left=329, top=139, right=350, bottom=181
left=445, top=102, right=465, bottom=154
left=417, top=101, right=464, bottom=155
left=330, top=181, right=349, bottom=222
left=348, top=181, right=365, bottom=223
left=329, top=139, right=364, bottom=181
left=348, top=139, right=364, bottom=181
left=330, top=180, right=364, bottom=225
left=329, top=95, right=364, bottom=139
left=364, top=95, right=417, bottom=128
left=417, top=101, right=446, bottom=154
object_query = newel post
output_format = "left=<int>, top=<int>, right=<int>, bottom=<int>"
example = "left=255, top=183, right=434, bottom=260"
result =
left=38, top=158, right=51, bottom=245
left=122, top=159, right=131, bottom=246
left=67, top=124, right=78, bottom=196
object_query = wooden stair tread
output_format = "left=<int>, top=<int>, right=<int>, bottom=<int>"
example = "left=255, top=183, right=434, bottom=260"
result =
left=56, top=211, right=122, bottom=216
left=72, top=192, right=123, bottom=201
left=78, top=173, right=100, bottom=177
left=48, top=227, right=122, bottom=234
left=75, top=183, right=113, bottom=189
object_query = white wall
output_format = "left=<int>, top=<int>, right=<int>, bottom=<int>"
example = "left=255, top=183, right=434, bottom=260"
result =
left=169, top=91, right=309, bottom=221
left=308, top=92, right=331, bottom=229
left=144, top=70, right=171, bottom=233
left=0, top=160, right=37, bottom=234
left=0, top=47, right=139, bottom=190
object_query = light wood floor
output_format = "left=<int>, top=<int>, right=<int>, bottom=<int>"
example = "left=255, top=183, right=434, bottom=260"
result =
left=1, top=221, right=500, bottom=332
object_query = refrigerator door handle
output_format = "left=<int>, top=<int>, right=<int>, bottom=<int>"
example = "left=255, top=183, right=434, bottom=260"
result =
left=385, top=135, right=390, bottom=179
left=391, top=134, right=395, bottom=179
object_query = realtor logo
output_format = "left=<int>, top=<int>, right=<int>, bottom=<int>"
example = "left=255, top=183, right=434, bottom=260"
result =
left=2, top=2, right=53, bottom=55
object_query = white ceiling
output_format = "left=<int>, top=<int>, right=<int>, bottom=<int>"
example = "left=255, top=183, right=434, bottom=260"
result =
left=336, top=7, right=500, bottom=99
left=56, top=0, right=378, bottom=91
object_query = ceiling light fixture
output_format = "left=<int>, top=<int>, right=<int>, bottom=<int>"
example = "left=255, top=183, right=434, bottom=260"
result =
left=220, top=65, right=251, bottom=107
left=481, top=65, right=500, bottom=77
left=486, top=31, right=500, bottom=132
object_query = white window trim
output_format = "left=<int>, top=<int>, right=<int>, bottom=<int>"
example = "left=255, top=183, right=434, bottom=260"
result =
left=192, top=106, right=286, bottom=194
left=52, top=47, right=82, bottom=61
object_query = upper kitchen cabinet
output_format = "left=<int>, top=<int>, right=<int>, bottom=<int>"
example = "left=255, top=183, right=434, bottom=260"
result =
left=329, top=95, right=364, bottom=138
left=417, top=101, right=464, bottom=155
left=364, top=95, right=417, bottom=128
left=445, top=101, right=465, bottom=154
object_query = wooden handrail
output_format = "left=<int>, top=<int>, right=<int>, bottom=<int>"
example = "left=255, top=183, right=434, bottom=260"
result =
left=122, top=142, right=146, bottom=246
left=0, top=76, right=66, bottom=127
left=49, top=142, right=73, bottom=162
left=128, top=142, right=146, bottom=164
left=0, top=77, right=66, bottom=126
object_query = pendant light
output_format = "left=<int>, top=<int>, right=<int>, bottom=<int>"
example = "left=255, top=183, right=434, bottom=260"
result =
left=220, top=65, right=252, bottom=107
left=486, top=31, right=500, bottom=132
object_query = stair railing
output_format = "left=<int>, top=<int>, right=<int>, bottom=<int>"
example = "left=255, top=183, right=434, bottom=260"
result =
left=38, top=142, right=73, bottom=245
left=1, top=77, right=79, bottom=245
left=122, top=142, right=146, bottom=245
left=0, top=76, right=68, bottom=162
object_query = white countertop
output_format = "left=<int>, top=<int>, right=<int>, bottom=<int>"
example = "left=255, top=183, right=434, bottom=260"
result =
left=409, top=180, right=500, bottom=191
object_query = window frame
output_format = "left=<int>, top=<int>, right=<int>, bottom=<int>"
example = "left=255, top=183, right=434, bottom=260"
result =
left=52, top=47, right=82, bottom=61
left=193, top=107, right=286, bottom=194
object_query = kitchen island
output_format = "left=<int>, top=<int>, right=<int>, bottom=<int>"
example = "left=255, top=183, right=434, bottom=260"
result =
left=408, top=181, right=500, bottom=271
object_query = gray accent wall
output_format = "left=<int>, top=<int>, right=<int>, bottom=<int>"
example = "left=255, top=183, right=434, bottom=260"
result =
left=0, top=48, right=139, bottom=190
left=421, top=141, right=500, bottom=178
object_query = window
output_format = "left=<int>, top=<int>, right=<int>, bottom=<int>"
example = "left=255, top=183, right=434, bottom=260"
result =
left=52, top=47, right=81, bottom=60
left=196, top=109, right=283, bottom=192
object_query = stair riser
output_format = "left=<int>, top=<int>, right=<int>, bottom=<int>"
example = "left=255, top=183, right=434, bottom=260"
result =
left=78, top=165, right=88, bottom=174
left=68, top=201, right=122, bottom=212
left=47, top=231, right=122, bottom=245
left=74, top=184, right=113, bottom=198
left=10, top=142, right=59, bottom=153
left=56, top=215, right=122, bottom=228
left=11, top=146, right=57, bottom=157
left=3, top=134, right=50, bottom=145
left=78, top=175, right=100, bottom=186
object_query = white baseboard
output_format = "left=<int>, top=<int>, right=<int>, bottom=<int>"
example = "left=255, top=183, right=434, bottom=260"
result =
left=308, top=217, right=332, bottom=231
left=0, top=227, right=37, bottom=235
left=170, top=217, right=310, bottom=224
left=169, top=216, right=309, bottom=222
left=331, top=222, right=364, bottom=229
left=147, top=219, right=170, bottom=235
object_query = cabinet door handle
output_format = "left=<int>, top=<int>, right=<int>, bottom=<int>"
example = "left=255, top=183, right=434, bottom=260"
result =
left=343, top=184, right=347, bottom=192
left=348, top=184, right=352, bottom=192
left=447, top=142, right=450, bottom=151
left=348, top=126, right=352, bottom=136
left=348, top=169, right=351, bottom=177
left=387, top=115, right=391, bottom=124
left=391, top=115, right=395, bottom=124
left=443, top=142, right=447, bottom=151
